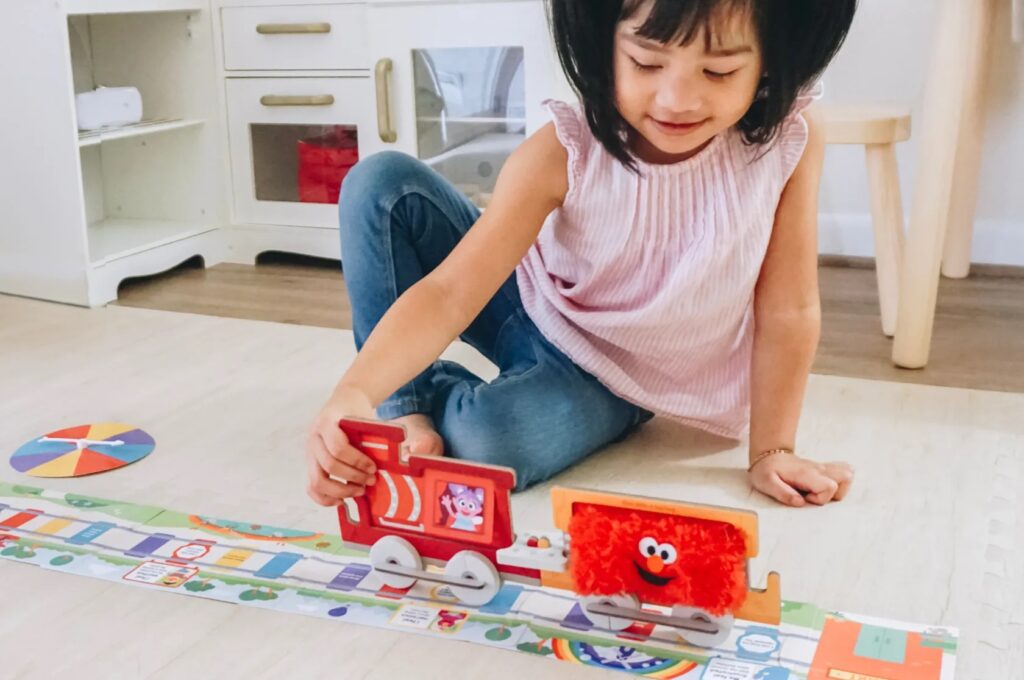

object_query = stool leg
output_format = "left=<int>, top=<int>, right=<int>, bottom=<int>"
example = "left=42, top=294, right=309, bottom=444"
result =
left=865, top=143, right=905, bottom=337
left=941, top=0, right=996, bottom=279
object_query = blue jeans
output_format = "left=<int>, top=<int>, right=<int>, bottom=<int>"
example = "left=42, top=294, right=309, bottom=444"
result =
left=338, top=151, right=651, bottom=489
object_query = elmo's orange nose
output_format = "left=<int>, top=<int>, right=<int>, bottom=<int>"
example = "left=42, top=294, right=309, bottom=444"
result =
left=646, top=555, right=664, bottom=574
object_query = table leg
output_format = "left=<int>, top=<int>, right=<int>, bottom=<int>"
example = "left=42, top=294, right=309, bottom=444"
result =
left=942, top=0, right=998, bottom=278
left=893, top=0, right=997, bottom=368
left=1014, top=0, right=1022, bottom=43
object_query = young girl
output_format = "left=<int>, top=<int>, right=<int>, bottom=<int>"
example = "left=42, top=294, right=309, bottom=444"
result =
left=306, top=0, right=858, bottom=508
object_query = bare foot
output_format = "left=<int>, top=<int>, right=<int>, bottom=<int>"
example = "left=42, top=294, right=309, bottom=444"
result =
left=391, top=413, right=445, bottom=458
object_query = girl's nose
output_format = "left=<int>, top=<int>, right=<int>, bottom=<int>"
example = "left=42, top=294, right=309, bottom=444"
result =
left=655, top=79, right=703, bottom=115
left=646, top=555, right=665, bottom=573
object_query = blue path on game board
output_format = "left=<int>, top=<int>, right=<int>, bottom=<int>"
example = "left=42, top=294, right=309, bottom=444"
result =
left=255, top=552, right=304, bottom=579
left=67, top=521, right=114, bottom=545
left=480, top=584, right=523, bottom=616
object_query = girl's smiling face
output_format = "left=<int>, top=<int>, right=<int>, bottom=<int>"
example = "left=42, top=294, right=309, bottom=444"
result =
left=613, top=2, right=763, bottom=164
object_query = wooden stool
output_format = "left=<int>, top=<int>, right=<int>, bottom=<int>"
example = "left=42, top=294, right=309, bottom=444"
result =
left=820, top=104, right=912, bottom=337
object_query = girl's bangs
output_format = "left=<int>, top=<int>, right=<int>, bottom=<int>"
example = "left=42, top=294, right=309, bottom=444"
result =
left=620, top=0, right=755, bottom=49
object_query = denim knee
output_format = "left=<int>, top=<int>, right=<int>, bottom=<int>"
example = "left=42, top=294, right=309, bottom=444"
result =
left=446, top=430, right=543, bottom=492
left=339, top=151, right=430, bottom=212
left=339, top=152, right=423, bottom=241
left=342, top=151, right=413, bottom=228
left=440, top=394, right=576, bottom=491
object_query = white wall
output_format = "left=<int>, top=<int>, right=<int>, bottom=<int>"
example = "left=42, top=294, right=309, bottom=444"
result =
left=819, top=0, right=1024, bottom=266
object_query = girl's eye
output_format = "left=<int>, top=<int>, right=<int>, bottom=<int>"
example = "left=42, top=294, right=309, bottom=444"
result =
left=630, top=56, right=660, bottom=72
left=705, top=69, right=738, bottom=81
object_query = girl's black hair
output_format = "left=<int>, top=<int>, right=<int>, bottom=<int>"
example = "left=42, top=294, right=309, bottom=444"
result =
left=548, top=0, right=857, bottom=169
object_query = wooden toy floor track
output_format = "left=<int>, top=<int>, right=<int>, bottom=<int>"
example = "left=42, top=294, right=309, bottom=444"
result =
left=336, top=418, right=781, bottom=645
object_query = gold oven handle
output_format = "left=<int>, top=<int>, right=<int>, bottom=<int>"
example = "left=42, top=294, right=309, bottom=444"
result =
left=375, top=58, right=397, bottom=143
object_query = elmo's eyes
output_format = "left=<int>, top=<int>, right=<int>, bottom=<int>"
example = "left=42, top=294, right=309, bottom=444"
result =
left=638, top=537, right=678, bottom=564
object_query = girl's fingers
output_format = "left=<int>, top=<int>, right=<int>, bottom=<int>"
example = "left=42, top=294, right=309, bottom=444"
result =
left=313, top=438, right=375, bottom=486
left=307, top=485, right=341, bottom=507
left=318, top=424, right=377, bottom=476
left=764, top=472, right=806, bottom=507
left=306, top=439, right=367, bottom=505
left=823, top=462, right=855, bottom=501
left=752, top=458, right=852, bottom=507
left=307, top=482, right=364, bottom=506
left=789, top=466, right=839, bottom=505
left=307, top=464, right=365, bottom=506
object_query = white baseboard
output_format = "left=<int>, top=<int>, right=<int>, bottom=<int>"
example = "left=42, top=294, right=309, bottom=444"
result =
left=818, top=213, right=1024, bottom=267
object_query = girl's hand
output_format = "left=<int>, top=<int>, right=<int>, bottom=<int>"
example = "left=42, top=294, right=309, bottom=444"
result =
left=305, top=386, right=379, bottom=507
left=748, top=453, right=854, bottom=507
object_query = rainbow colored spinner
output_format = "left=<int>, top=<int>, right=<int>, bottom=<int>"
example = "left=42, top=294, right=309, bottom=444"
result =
left=10, top=424, right=155, bottom=478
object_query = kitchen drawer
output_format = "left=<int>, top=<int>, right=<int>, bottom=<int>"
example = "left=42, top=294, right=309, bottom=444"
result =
left=221, top=4, right=368, bottom=71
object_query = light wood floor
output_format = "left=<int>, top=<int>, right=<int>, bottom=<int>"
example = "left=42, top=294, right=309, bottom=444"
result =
left=2, top=294, right=1022, bottom=677
left=115, top=253, right=1024, bottom=393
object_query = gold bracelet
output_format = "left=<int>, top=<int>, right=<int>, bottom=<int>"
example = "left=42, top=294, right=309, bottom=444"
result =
left=748, top=447, right=794, bottom=472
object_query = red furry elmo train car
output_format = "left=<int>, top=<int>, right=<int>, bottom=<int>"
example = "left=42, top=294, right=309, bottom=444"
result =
left=336, top=418, right=780, bottom=646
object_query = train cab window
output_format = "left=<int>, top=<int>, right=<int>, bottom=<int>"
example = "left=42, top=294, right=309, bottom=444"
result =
left=437, top=482, right=486, bottom=533
left=426, top=476, right=497, bottom=545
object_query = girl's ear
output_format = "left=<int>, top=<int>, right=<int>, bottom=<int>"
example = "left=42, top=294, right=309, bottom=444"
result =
left=755, top=74, right=770, bottom=101
left=449, top=483, right=467, bottom=494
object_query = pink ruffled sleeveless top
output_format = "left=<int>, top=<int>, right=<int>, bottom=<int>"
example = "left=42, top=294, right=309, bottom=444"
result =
left=515, top=87, right=819, bottom=438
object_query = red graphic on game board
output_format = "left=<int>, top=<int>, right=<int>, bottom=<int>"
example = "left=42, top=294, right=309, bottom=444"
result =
left=172, top=542, right=212, bottom=561
left=433, top=609, right=469, bottom=633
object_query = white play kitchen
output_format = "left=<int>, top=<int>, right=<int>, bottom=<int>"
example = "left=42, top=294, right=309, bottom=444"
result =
left=2, top=0, right=572, bottom=306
